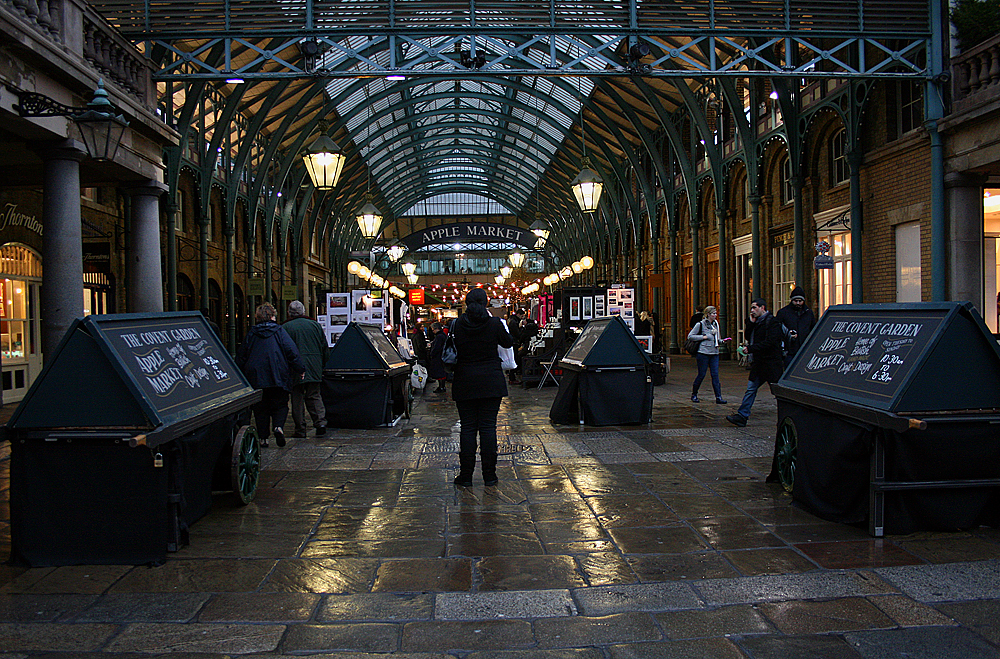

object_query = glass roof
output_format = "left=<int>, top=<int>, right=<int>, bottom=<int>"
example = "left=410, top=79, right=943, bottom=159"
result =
left=324, top=36, right=596, bottom=217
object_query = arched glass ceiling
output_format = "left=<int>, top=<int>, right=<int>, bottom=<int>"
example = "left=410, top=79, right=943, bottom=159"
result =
left=323, top=35, right=597, bottom=217
left=403, top=193, right=512, bottom=217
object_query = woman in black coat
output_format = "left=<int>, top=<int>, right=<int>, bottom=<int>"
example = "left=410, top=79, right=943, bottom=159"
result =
left=427, top=322, right=448, bottom=392
left=451, top=288, right=513, bottom=486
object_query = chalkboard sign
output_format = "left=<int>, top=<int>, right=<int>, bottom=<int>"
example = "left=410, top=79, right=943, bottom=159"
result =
left=8, top=311, right=257, bottom=433
left=357, top=324, right=408, bottom=369
left=782, top=305, right=948, bottom=410
left=91, top=314, right=248, bottom=416
left=562, top=317, right=610, bottom=365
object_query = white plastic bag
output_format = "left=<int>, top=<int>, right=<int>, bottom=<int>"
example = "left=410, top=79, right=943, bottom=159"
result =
left=410, top=363, right=428, bottom=390
left=498, top=319, right=518, bottom=370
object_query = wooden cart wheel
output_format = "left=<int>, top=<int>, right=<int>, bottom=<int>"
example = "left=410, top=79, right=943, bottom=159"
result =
left=230, top=425, right=260, bottom=505
left=776, top=417, right=797, bottom=493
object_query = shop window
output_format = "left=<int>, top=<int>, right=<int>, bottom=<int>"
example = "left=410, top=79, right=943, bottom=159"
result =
left=818, top=232, right=853, bottom=315
left=771, top=240, right=795, bottom=311
left=83, top=272, right=114, bottom=315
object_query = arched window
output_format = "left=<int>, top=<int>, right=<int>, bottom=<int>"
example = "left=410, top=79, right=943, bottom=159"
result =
left=780, top=156, right=794, bottom=205
left=177, top=273, right=195, bottom=311
left=208, top=278, right=223, bottom=327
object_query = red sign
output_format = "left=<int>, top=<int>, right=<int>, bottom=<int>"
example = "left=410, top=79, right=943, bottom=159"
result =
left=408, top=289, right=425, bottom=305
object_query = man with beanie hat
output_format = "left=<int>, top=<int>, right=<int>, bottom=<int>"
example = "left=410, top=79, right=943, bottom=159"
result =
left=775, top=285, right=816, bottom=367
left=283, top=300, right=329, bottom=438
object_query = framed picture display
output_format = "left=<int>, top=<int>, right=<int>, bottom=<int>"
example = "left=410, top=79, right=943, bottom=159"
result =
left=582, top=296, right=593, bottom=320
left=569, top=296, right=581, bottom=321
left=595, top=295, right=605, bottom=316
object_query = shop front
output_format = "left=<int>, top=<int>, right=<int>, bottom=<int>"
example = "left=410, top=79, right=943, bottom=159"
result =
left=0, top=244, right=43, bottom=404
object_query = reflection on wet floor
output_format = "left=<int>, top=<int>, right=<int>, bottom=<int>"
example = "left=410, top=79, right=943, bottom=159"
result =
left=1, top=358, right=1000, bottom=657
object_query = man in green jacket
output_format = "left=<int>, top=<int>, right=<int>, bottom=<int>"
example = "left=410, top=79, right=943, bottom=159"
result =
left=283, top=300, right=330, bottom=437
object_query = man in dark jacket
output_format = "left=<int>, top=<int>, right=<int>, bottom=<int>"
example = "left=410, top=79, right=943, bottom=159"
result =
left=775, top=285, right=816, bottom=367
left=726, top=298, right=783, bottom=428
left=283, top=300, right=329, bottom=438
left=237, top=303, right=305, bottom=447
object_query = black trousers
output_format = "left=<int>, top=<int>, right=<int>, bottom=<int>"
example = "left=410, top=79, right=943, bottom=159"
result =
left=456, top=397, right=502, bottom=477
left=252, top=386, right=289, bottom=440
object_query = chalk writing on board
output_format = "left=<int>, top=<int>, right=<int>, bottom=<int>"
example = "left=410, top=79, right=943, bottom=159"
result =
left=99, top=316, right=244, bottom=414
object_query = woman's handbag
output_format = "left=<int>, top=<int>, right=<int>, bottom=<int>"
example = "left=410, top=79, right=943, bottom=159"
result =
left=442, top=332, right=458, bottom=365
left=684, top=321, right=703, bottom=356
left=498, top=319, right=518, bottom=370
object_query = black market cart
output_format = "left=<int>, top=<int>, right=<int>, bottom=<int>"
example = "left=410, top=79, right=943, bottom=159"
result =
left=5, top=312, right=262, bottom=566
left=771, top=302, right=1000, bottom=536
left=322, top=322, right=412, bottom=428
left=550, top=315, right=654, bottom=426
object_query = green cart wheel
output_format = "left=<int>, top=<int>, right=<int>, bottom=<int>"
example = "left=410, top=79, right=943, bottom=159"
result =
left=230, top=425, right=260, bottom=505
left=776, top=417, right=797, bottom=493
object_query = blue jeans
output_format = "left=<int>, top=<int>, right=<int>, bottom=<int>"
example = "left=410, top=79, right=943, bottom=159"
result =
left=736, top=377, right=767, bottom=420
left=692, top=353, right=722, bottom=399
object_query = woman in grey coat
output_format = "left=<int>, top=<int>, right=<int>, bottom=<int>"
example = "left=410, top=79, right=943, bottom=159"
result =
left=687, top=305, right=727, bottom=404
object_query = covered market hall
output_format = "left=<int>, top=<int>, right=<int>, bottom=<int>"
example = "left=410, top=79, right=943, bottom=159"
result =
left=2, top=0, right=1000, bottom=656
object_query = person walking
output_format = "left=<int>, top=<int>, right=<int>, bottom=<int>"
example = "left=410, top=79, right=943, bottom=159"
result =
left=427, top=322, right=448, bottom=393
left=635, top=311, right=652, bottom=337
left=410, top=322, right=429, bottom=364
left=237, top=302, right=305, bottom=447
left=775, top=285, right=815, bottom=367
left=451, top=288, right=514, bottom=487
left=283, top=300, right=329, bottom=438
left=726, top=298, right=783, bottom=428
left=687, top=305, right=727, bottom=404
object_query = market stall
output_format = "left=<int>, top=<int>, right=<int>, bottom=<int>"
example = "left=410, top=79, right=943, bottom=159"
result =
left=6, top=312, right=261, bottom=566
left=549, top=315, right=653, bottom=426
left=771, top=301, right=1000, bottom=536
left=322, top=322, right=412, bottom=428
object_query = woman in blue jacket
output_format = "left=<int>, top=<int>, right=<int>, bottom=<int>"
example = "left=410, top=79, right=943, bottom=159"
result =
left=236, top=303, right=305, bottom=447
left=451, top=288, right=513, bottom=486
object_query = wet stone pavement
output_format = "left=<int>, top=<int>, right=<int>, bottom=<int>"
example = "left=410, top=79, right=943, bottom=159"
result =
left=2, top=357, right=1000, bottom=657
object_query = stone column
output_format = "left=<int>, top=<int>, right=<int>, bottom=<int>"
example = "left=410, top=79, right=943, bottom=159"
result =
left=39, top=141, right=86, bottom=360
left=126, top=181, right=167, bottom=312
left=945, top=171, right=987, bottom=310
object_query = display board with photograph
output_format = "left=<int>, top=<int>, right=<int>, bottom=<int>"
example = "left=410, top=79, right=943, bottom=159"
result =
left=606, top=286, right=635, bottom=330
left=325, top=292, right=351, bottom=347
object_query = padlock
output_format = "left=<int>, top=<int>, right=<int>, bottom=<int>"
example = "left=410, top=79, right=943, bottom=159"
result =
left=153, top=452, right=164, bottom=468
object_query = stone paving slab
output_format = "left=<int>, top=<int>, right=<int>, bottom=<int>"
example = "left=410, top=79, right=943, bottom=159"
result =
left=874, top=561, right=1000, bottom=602
left=435, top=589, right=577, bottom=620
left=572, top=582, right=703, bottom=615
left=844, top=625, right=1000, bottom=659
left=693, top=571, right=898, bottom=606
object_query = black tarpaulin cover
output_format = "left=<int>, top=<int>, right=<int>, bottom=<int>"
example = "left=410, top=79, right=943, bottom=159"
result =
left=776, top=302, right=1000, bottom=534
left=323, top=375, right=393, bottom=429
left=550, top=316, right=653, bottom=426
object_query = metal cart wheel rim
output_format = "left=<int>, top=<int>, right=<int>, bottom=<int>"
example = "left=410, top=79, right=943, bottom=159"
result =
left=777, top=417, right=797, bottom=493
left=231, top=425, right=260, bottom=505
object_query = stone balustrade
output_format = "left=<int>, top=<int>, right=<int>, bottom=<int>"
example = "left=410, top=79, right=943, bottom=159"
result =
left=952, top=32, right=1000, bottom=108
left=2, top=0, right=148, bottom=101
